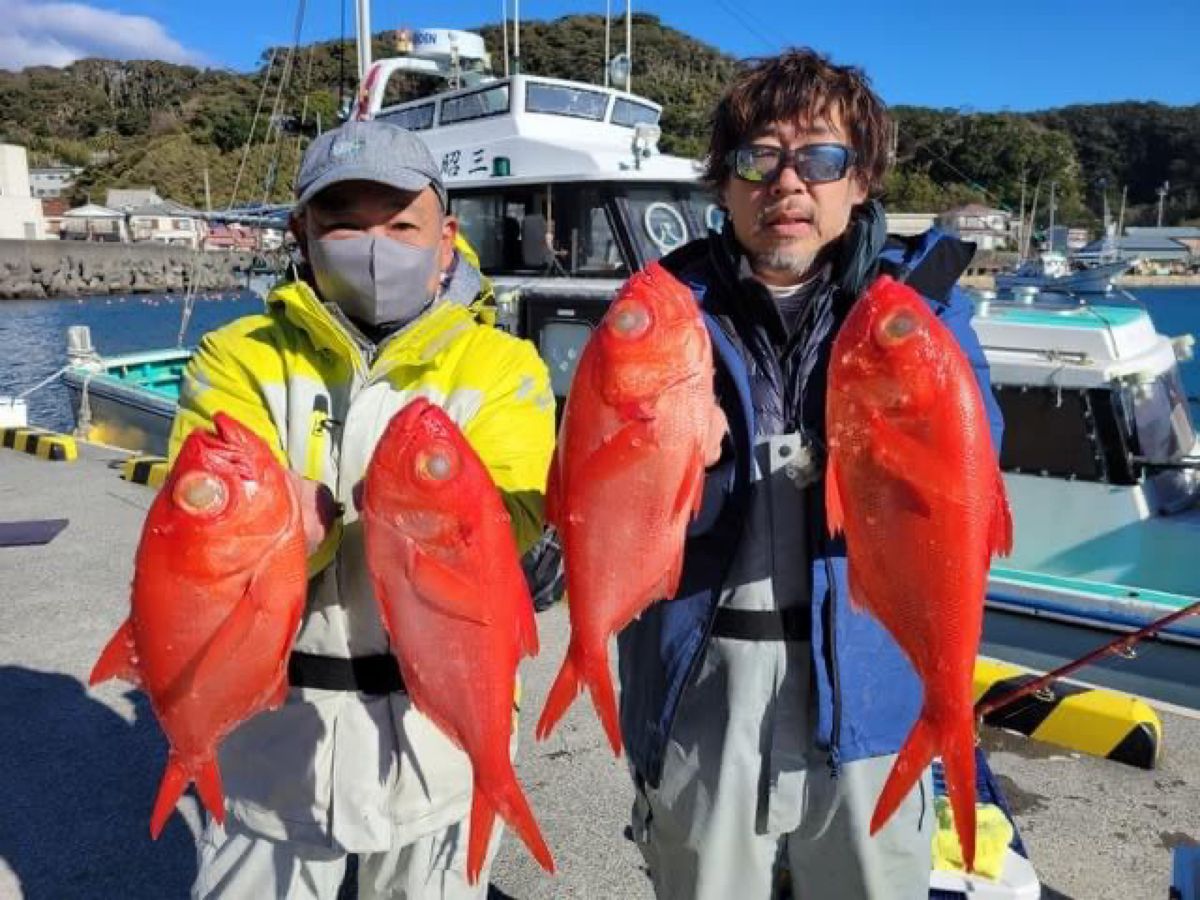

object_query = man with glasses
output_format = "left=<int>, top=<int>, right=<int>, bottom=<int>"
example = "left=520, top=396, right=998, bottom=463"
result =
left=616, top=49, right=1002, bottom=899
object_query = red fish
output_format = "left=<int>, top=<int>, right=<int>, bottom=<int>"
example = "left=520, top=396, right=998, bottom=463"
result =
left=536, top=262, right=725, bottom=755
left=90, top=412, right=307, bottom=838
left=360, top=398, right=553, bottom=884
left=825, top=275, right=1012, bottom=871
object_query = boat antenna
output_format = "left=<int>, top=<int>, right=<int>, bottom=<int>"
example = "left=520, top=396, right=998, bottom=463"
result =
left=502, top=0, right=510, bottom=78
left=1047, top=180, right=1056, bottom=253
left=355, top=0, right=372, bottom=84
left=1117, top=184, right=1128, bottom=240
left=513, top=0, right=521, bottom=74
left=1156, top=181, right=1170, bottom=227
left=624, top=0, right=632, bottom=93
left=1016, top=171, right=1026, bottom=260
left=337, top=0, right=347, bottom=116
left=604, top=0, right=611, bottom=87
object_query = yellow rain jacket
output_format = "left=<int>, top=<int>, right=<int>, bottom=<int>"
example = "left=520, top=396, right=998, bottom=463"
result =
left=168, top=271, right=555, bottom=851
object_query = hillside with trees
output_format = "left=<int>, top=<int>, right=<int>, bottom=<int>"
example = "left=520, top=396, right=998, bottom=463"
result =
left=0, top=14, right=1195, bottom=226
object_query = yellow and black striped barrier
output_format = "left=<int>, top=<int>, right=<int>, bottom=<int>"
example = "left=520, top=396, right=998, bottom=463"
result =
left=0, top=426, right=77, bottom=462
left=120, top=456, right=170, bottom=489
left=974, top=658, right=1161, bottom=769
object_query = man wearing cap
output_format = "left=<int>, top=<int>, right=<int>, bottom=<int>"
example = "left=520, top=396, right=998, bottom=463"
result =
left=170, top=120, right=556, bottom=899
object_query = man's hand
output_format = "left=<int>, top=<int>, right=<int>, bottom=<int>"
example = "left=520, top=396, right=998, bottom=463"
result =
left=287, top=471, right=340, bottom=555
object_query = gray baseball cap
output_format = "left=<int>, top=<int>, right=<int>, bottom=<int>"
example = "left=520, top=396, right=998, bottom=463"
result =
left=295, top=120, right=447, bottom=210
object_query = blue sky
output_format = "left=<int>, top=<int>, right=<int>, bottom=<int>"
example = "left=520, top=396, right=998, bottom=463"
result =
left=2, top=0, right=1197, bottom=110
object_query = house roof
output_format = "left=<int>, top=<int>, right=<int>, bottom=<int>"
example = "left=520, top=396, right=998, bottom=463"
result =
left=1078, top=235, right=1190, bottom=255
left=105, top=188, right=161, bottom=210
left=128, top=198, right=203, bottom=218
left=943, top=203, right=1010, bottom=217
left=1126, top=226, right=1200, bottom=240
left=63, top=203, right=124, bottom=218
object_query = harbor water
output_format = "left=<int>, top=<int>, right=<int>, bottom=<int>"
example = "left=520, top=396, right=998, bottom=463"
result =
left=2, top=286, right=1199, bottom=437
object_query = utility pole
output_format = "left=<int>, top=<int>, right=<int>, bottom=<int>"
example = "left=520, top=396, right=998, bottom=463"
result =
left=1157, top=181, right=1170, bottom=228
left=203, top=166, right=212, bottom=214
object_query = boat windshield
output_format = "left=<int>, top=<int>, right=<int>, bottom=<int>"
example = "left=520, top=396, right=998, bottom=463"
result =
left=1124, top=367, right=1200, bottom=510
left=615, top=186, right=722, bottom=266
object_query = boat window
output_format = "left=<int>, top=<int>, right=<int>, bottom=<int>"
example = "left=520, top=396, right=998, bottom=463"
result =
left=561, top=187, right=627, bottom=276
left=450, top=194, right=506, bottom=271
left=1124, top=368, right=1200, bottom=511
left=994, top=385, right=1138, bottom=485
left=525, top=83, right=608, bottom=121
left=440, top=85, right=510, bottom=125
left=611, top=98, right=659, bottom=128
left=616, top=185, right=717, bottom=265
left=386, top=102, right=435, bottom=131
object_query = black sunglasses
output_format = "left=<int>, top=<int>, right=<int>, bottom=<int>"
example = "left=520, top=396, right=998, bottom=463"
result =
left=727, top=143, right=856, bottom=184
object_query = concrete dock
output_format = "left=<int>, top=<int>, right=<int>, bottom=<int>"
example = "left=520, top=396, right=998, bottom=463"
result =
left=0, top=441, right=1196, bottom=899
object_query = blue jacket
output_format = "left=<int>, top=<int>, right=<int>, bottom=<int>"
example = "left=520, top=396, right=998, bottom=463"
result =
left=616, top=203, right=1004, bottom=787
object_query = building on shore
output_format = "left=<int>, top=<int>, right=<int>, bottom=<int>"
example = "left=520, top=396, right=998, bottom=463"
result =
left=29, top=164, right=84, bottom=199
left=937, top=203, right=1014, bottom=251
left=885, top=212, right=938, bottom=237
left=106, top=187, right=164, bottom=213
left=0, top=144, right=48, bottom=240
left=40, top=198, right=69, bottom=239
left=1126, top=227, right=1200, bottom=258
left=61, top=203, right=129, bottom=243
left=128, top=199, right=208, bottom=249
left=1075, top=234, right=1192, bottom=272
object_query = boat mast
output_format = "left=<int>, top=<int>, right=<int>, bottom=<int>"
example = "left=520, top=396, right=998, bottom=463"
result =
left=625, top=0, right=632, bottom=93
left=513, top=0, right=521, bottom=74
left=502, top=0, right=510, bottom=77
left=1017, top=172, right=1026, bottom=262
left=1047, top=180, right=1056, bottom=254
left=604, top=0, right=612, bottom=87
left=355, top=0, right=372, bottom=84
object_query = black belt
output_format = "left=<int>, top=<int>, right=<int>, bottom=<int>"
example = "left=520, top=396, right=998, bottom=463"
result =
left=711, top=606, right=811, bottom=642
left=287, top=651, right=406, bottom=695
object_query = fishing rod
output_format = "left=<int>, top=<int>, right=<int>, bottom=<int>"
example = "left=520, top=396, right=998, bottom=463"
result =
left=975, top=597, right=1200, bottom=720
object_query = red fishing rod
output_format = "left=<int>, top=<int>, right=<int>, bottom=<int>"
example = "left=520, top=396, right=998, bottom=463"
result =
left=975, top=597, right=1200, bottom=720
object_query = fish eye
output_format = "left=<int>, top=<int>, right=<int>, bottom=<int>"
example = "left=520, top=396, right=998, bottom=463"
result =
left=875, top=309, right=920, bottom=347
left=172, top=471, right=229, bottom=516
left=608, top=302, right=651, bottom=339
left=415, top=446, right=459, bottom=483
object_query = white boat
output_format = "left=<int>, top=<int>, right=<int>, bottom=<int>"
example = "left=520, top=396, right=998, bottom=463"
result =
left=972, top=289, right=1200, bottom=706
left=994, top=251, right=1130, bottom=294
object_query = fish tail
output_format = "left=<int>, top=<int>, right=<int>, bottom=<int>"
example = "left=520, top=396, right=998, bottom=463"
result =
left=195, top=757, right=226, bottom=827
left=943, top=717, right=978, bottom=873
left=870, top=712, right=938, bottom=838
left=537, top=640, right=623, bottom=755
left=535, top=650, right=581, bottom=743
left=466, top=785, right=495, bottom=886
left=582, top=644, right=624, bottom=757
left=149, top=755, right=190, bottom=839
left=485, top=768, right=555, bottom=876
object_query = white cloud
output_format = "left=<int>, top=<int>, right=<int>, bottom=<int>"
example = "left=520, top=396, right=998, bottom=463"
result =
left=0, top=0, right=210, bottom=71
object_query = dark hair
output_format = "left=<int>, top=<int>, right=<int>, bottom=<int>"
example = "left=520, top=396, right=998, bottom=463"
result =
left=704, top=48, right=892, bottom=196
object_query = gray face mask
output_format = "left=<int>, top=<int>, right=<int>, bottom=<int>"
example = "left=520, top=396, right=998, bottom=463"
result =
left=308, top=235, right=442, bottom=327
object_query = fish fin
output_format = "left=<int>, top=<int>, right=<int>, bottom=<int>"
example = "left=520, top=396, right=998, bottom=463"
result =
left=537, top=639, right=623, bottom=755
left=89, top=619, right=140, bottom=687
left=943, top=717, right=979, bottom=873
left=466, top=785, right=495, bottom=886
left=267, top=674, right=290, bottom=710
left=990, top=477, right=1014, bottom=559
left=673, top=448, right=705, bottom=522
left=579, top=420, right=658, bottom=485
left=486, top=767, right=555, bottom=876
left=866, top=417, right=934, bottom=517
left=544, top=454, right=562, bottom=529
left=149, top=755, right=190, bottom=839
left=870, top=711, right=938, bottom=839
left=847, top=563, right=869, bottom=615
left=825, top=462, right=846, bottom=537
left=517, top=584, right=540, bottom=658
left=195, top=757, right=226, bottom=827
left=404, top=541, right=491, bottom=626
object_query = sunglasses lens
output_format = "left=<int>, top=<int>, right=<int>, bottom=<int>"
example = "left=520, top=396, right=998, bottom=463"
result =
left=799, top=146, right=849, bottom=183
left=734, top=149, right=771, bottom=182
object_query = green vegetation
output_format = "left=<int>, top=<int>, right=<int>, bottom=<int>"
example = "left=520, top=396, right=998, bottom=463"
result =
left=1, top=15, right=1196, bottom=225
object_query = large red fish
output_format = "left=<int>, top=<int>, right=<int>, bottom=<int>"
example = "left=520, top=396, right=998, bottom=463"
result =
left=825, top=275, right=1012, bottom=871
left=90, top=412, right=308, bottom=838
left=360, top=399, right=553, bottom=884
left=536, top=262, right=725, bottom=755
